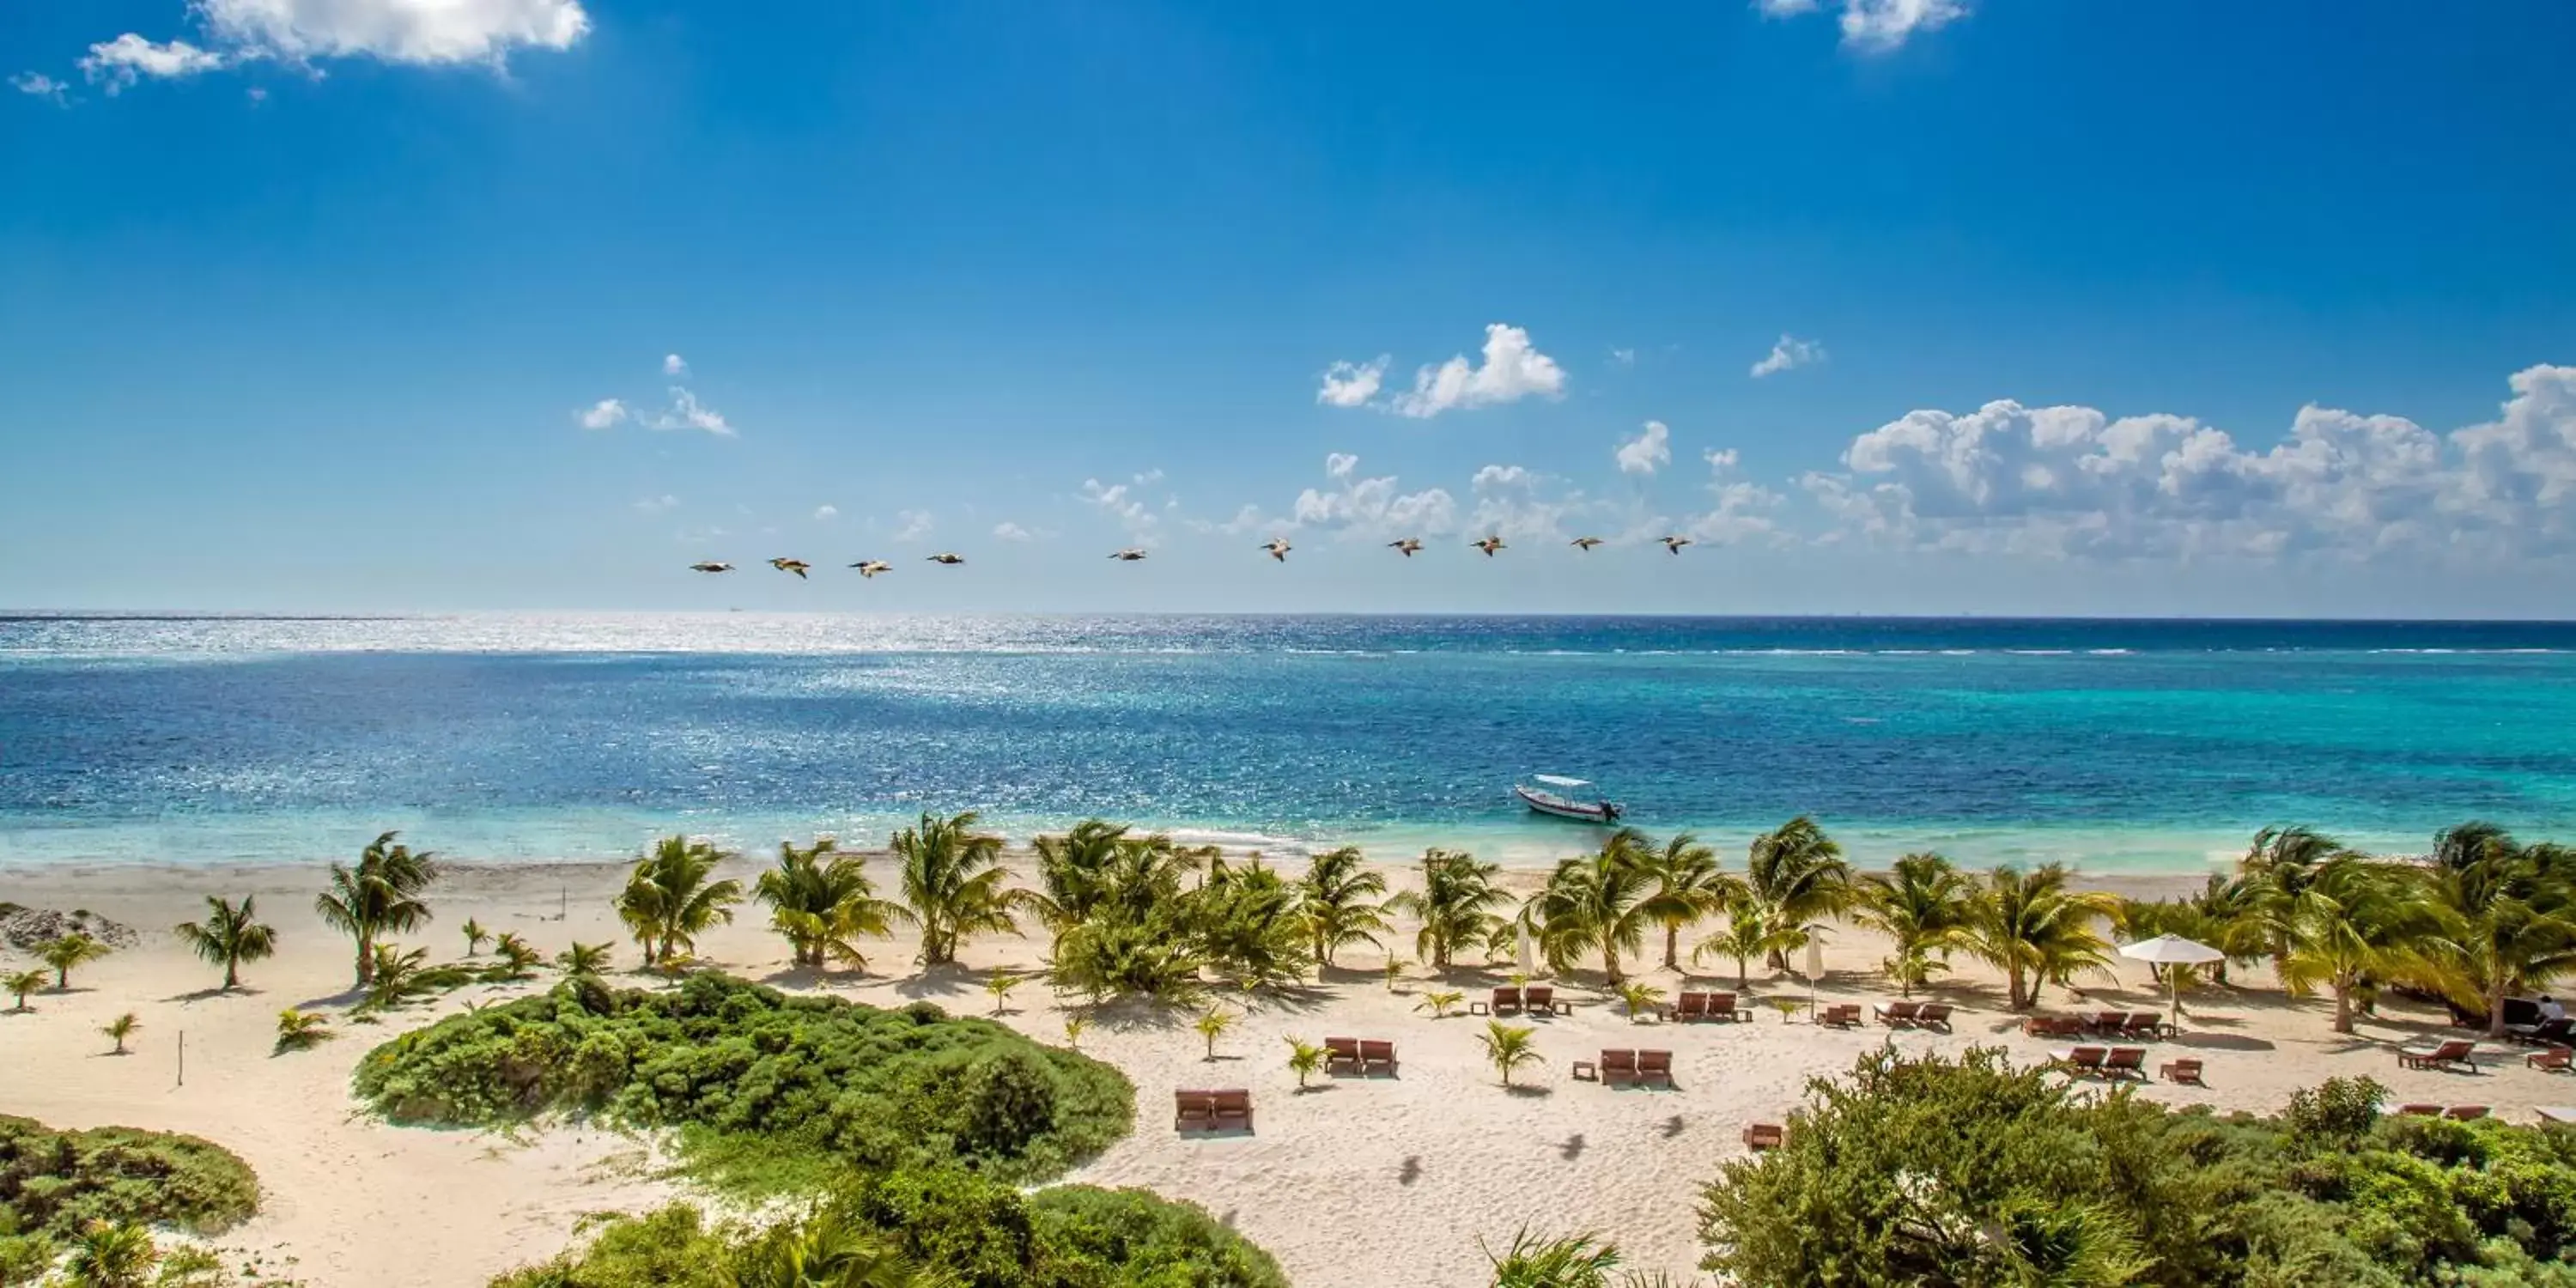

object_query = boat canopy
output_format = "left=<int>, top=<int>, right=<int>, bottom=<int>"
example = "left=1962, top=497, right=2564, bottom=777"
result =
left=1530, top=775, right=1594, bottom=789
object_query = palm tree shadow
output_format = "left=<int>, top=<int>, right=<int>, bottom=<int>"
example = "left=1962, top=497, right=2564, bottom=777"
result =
left=293, top=986, right=368, bottom=1010
left=1557, top=1133, right=1586, bottom=1161
left=891, top=967, right=979, bottom=1001
left=1660, top=1115, right=1687, bottom=1139
left=1504, top=1084, right=1555, bottom=1099
left=164, top=986, right=261, bottom=1004
left=1397, top=1156, right=1423, bottom=1186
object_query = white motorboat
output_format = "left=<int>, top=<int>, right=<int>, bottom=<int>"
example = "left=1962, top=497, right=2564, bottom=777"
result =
left=1514, top=775, right=1623, bottom=823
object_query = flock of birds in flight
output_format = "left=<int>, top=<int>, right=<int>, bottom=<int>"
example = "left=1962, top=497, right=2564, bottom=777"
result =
left=690, top=534, right=1701, bottom=578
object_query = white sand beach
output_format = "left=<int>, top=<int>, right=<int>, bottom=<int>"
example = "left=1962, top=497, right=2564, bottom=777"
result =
left=4, top=854, right=2567, bottom=1286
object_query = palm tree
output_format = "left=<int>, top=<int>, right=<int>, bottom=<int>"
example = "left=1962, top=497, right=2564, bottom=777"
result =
left=173, top=895, right=276, bottom=991
left=361, top=944, right=434, bottom=1010
left=1694, top=898, right=1804, bottom=989
left=617, top=835, right=745, bottom=966
left=1298, top=846, right=1393, bottom=969
left=39, top=933, right=112, bottom=990
left=101, top=1012, right=139, bottom=1055
left=756, top=838, right=908, bottom=971
left=1639, top=831, right=1735, bottom=971
left=1522, top=835, right=1674, bottom=984
left=1415, top=988, right=1466, bottom=1018
left=2430, top=829, right=2576, bottom=1036
left=2239, top=824, right=2350, bottom=973
left=1194, top=1006, right=1236, bottom=1060
left=556, top=941, right=613, bottom=976
left=460, top=918, right=491, bottom=957
left=489, top=932, right=544, bottom=980
left=1028, top=819, right=1141, bottom=946
left=1744, top=817, right=1852, bottom=969
left=1965, top=864, right=2121, bottom=1011
left=1616, top=981, right=1667, bottom=1021
left=1484, top=1228, right=1626, bottom=1288
left=726, top=1206, right=939, bottom=1288
left=1285, top=1036, right=1327, bottom=1090
left=1478, top=1019, right=1542, bottom=1087
left=274, top=1008, right=333, bottom=1053
left=1388, top=848, right=1510, bottom=969
left=1852, top=853, right=1972, bottom=997
left=62, top=1220, right=158, bottom=1288
left=1062, top=1013, right=1090, bottom=1051
left=313, top=830, right=440, bottom=987
left=3, top=969, right=42, bottom=1012
left=2280, top=854, right=2459, bottom=1034
left=893, top=811, right=1028, bottom=967
left=984, top=973, right=1021, bottom=1014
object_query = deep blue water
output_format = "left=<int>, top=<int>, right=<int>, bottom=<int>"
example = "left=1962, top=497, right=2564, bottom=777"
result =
left=5, top=612, right=2575, bottom=872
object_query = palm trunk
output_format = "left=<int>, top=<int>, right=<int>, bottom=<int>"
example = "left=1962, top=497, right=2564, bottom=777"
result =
left=2008, top=963, right=2026, bottom=1011
left=2333, top=980, right=2355, bottom=1035
left=1736, top=955, right=1749, bottom=990
left=1603, top=943, right=1620, bottom=986
left=355, top=931, right=376, bottom=986
left=2488, top=978, right=2508, bottom=1039
left=1765, top=947, right=1789, bottom=972
left=223, top=959, right=240, bottom=991
left=1663, top=923, right=1680, bottom=972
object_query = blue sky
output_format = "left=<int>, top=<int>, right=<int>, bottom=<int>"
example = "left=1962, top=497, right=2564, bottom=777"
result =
left=6, top=1, right=2575, bottom=616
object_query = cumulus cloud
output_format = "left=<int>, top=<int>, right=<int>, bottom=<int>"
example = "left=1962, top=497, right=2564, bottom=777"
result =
left=197, top=0, right=589, bottom=66
left=1691, top=449, right=1787, bottom=546
left=653, top=387, right=733, bottom=437
left=1609, top=348, right=1637, bottom=368
left=1617, top=421, right=1673, bottom=477
left=80, top=35, right=224, bottom=90
left=1289, top=453, right=1458, bottom=538
left=1467, top=463, right=1587, bottom=543
left=1759, top=0, right=1968, bottom=51
left=1316, top=356, right=1388, bottom=409
left=575, top=398, right=628, bottom=429
left=892, top=509, right=933, bottom=543
left=1750, top=334, right=1826, bottom=379
left=11, top=72, right=70, bottom=102
left=663, top=353, right=687, bottom=376
left=1390, top=325, right=1569, bottom=418
left=1082, top=474, right=1168, bottom=543
left=812, top=504, right=838, bottom=521
left=633, top=494, right=677, bottom=514
left=992, top=521, right=1035, bottom=542
left=1800, top=365, right=2576, bottom=561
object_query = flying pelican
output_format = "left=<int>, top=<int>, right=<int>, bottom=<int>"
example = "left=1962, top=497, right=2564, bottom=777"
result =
left=1387, top=538, right=1423, bottom=557
left=1570, top=537, right=1604, bottom=551
left=689, top=562, right=734, bottom=574
left=1660, top=535, right=1694, bottom=555
left=1261, top=538, right=1292, bottom=562
left=1472, top=536, right=1506, bottom=557
left=850, top=560, right=891, bottom=578
left=769, top=558, right=811, bottom=579
left=927, top=553, right=966, bottom=565
left=1109, top=548, right=1149, bottom=562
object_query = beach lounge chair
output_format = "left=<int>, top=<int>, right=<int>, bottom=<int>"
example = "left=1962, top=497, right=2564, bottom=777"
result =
left=1212, top=1089, right=1254, bottom=1131
left=2530, top=1045, right=2574, bottom=1072
left=2023, top=1015, right=2079, bottom=1038
left=1524, top=985, right=1561, bottom=1016
left=1873, top=1000, right=1922, bottom=1027
left=2050, top=1046, right=2108, bottom=1077
left=2398, top=1038, right=2479, bottom=1072
left=1489, top=987, right=1524, bottom=1017
left=2123, top=1013, right=2167, bottom=1041
left=1637, top=1050, right=1674, bottom=1087
left=2396, top=1103, right=2444, bottom=1116
left=1913, top=1002, right=1954, bottom=1032
left=1668, top=991, right=1709, bottom=1022
left=2103, top=1047, right=2148, bottom=1080
left=1324, top=1036, right=1363, bottom=1077
left=2444, top=1105, right=2490, bottom=1121
left=1360, top=1039, right=1399, bottom=1075
left=2158, top=1058, right=2205, bottom=1085
left=2087, top=1010, right=2129, bottom=1036
left=1742, top=1122, right=1785, bottom=1151
left=1601, top=1049, right=1639, bottom=1085
left=1175, top=1090, right=1216, bottom=1130
left=1706, top=991, right=1751, bottom=1022
left=1819, top=1004, right=1862, bottom=1029
left=2509, top=1017, right=2575, bottom=1047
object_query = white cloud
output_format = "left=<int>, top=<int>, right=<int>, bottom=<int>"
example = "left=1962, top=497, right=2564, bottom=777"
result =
left=812, top=504, right=838, bottom=521
left=1759, top=0, right=1969, bottom=51
left=1390, top=325, right=1568, bottom=418
left=1316, top=356, right=1388, bottom=409
left=1287, top=453, right=1458, bottom=538
left=1616, top=421, right=1673, bottom=476
left=197, top=0, right=590, bottom=66
left=11, top=72, right=69, bottom=102
left=663, top=353, right=687, bottom=376
left=893, top=509, right=934, bottom=543
left=575, top=398, right=628, bottom=429
left=79, top=35, right=225, bottom=91
left=1133, top=468, right=1165, bottom=486
left=1750, top=334, right=1826, bottom=379
left=993, top=521, right=1035, bottom=542
left=633, top=494, right=677, bottom=514
left=1800, top=365, right=2576, bottom=561
left=1467, top=463, right=1586, bottom=543
left=1691, top=449, right=1787, bottom=546
left=1608, top=348, right=1637, bottom=368
left=653, top=387, right=733, bottom=437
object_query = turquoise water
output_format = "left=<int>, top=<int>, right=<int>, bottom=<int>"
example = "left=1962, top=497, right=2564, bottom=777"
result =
left=4, top=612, right=2573, bottom=873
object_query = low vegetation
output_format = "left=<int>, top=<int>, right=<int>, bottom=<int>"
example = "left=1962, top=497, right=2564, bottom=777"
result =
left=354, top=973, right=1132, bottom=1192
left=0, top=1116, right=258, bottom=1263
left=1699, top=1048, right=2576, bottom=1285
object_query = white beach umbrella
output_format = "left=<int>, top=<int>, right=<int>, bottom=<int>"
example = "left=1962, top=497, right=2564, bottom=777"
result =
left=1516, top=921, right=1534, bottom=975
left=2118, top=933, right=2226, bottom=1030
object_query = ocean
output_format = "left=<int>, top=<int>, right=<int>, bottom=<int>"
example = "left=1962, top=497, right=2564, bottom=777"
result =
left=4, top=612, right=2574, bottom=875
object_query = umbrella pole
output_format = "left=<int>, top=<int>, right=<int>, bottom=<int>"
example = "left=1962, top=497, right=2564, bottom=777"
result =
left=2169, top=969, right=2180, bottom=1033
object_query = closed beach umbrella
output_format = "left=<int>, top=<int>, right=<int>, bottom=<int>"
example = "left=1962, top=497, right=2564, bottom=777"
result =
left=2118, top=933, right=2226, bottom=1030
left=1516, top=921, right=1534, bottom=975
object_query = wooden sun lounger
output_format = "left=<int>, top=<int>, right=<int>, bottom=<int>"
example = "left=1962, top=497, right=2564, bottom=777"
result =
left=1324, top=1036, right=1363, bottom=1076
left=2025, top=1015, right=2082, bottom=1038
left=2398, top=1038, right=2479, bottom=1072
left=1359, top=1039, right=1399, bottom=1075
left=2158, top=1058, right=2205, bottom=1085
left=1705, top=991, right=1751, bottom=1022
left=1819, top=1004, right=1862, bottom=1029
left=1600, top=1049, right=1639, bottom=1085
left=2102, top=1047, right=2148, bottom=1080
left=2530, top=1045, right=2574, bottom=1072
left=1487, top=987, right=1523, bottom=1017
left=2444, top=1104, right=2490, bottom=1121
left=2507, top=1017, right=2576, bottom=1047
left=1873, top=1000, right=1922, bottom=1027
left=2123, top=1012, right=2167, bottom=1041
left=1668, top=991, right=1710, bottom=1022
left=1175, top=1090, right=1215, bottom=1130
left=1912, top=1002, right=1953, bottom=1032
left=1741, top=1122, right=1785, bottom=1151
left=1211, top=1089, right=1253, bottom=1130
left=1524, top=985, right=1563, bottom=1016
left=2396, top=1103, right=2444, bottom=1116
left=1637, top=1050, right=1674, bottom=1087
left=2050, top=1045, right=2108, bottom=1076
left=2087, top=1010, right=2129, bottom=1036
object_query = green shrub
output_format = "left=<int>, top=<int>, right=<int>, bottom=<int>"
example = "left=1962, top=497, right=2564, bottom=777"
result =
left=0, top=1116, right=258, bottom=1243
left=355, top=973, right=1132, bottom=1190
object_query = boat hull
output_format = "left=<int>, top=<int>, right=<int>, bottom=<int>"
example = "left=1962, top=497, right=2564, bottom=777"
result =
left=1514, top=785, right=1621, bottom=823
